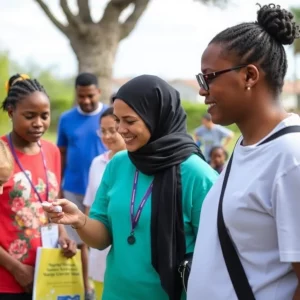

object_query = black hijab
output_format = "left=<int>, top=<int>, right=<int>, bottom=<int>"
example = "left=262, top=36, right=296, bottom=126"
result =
left=114, top=75, right=204, bottom=299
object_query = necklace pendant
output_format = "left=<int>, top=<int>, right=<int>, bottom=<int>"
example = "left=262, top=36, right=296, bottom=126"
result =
left=127, top=234, right=136, bottom=245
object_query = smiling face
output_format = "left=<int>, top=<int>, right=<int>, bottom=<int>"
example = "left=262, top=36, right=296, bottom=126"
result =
left=76, top=84, right=100, bottom=113
left=8, top=91, right=50, bottom=143
left=113, top=99, right=151, bottom=152
left=199, top=43, right=253, bottom=126
left=100, top=115, right=126, bottom=153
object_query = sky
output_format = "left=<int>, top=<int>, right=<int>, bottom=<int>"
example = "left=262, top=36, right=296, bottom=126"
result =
left=0, top=0, right=299, bottom=80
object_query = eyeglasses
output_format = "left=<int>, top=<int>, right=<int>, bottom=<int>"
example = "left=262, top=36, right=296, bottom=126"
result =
left=196, top=65, right=248, bottom=91
left=96, top=129, right=117, bottom=138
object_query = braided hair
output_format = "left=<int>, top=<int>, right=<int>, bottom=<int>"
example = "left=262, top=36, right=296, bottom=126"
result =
left=1, top=74, right=48, bottom=111
left=210, top=4, right=300, bottom=96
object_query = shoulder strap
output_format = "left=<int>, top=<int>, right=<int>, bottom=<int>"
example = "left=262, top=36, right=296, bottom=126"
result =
left=217, top=125, right=300, bottom=300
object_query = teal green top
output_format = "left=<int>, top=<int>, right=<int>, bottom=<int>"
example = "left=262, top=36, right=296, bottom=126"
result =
left=90, top=151, right=218, bottom=300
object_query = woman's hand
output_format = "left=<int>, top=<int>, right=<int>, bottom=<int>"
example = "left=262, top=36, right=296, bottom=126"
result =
left=42, top=199, right=82, bottom=226
left=11, top=262, right=34, bottom=293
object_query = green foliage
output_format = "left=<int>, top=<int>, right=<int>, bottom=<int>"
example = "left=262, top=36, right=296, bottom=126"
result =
left=291, top=7, right=300, bottom=54
left=0, top=52, right=74, bottom=134
left=0, top=52, right=10, bottom=128
left=181, top=100, right=239, bottom=133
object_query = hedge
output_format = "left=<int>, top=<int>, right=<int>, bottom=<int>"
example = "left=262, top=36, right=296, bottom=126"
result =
left=181, top=101, right=239, bottom=133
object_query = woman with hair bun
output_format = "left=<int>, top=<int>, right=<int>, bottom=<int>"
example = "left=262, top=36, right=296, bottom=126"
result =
left=188, top=3, right=300, bottom=300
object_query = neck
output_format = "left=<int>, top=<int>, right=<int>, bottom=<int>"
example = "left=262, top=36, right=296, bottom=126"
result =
left=10, top=131, right=40, bottom=154
left=237, top=102, right=288, bottom=146
left=108, top=146, right=126, bottom=160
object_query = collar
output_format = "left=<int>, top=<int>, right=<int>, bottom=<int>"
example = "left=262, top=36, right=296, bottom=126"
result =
left=77, top=102, right=103, bottom=116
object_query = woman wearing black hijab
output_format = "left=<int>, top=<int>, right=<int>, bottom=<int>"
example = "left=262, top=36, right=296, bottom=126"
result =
left=44, top=75, right=218, bottom=300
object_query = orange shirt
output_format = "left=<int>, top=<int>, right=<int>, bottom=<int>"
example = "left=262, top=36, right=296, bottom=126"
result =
left=0, top=136, right=61, bottom=293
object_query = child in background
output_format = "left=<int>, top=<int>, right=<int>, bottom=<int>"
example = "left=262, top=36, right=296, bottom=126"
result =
left=0, top=140, right=13, bottom=194
left=209, top=146, right=228, bottom=174
left=83, top=107, right=126, bottom=299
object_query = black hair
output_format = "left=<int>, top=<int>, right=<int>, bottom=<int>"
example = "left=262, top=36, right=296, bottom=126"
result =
left=209, top=3, right=300, bottom=96
left=99, top=107, right=114, bottom=122
left=75, top=73, right=98, bottom=87
left=1, top=74, right=48, bottom=111
left=202, top=113, right=212, bottom=121
left=209, top=146, right=228, bottom=160
left=110, top=92, right=116, bottom=105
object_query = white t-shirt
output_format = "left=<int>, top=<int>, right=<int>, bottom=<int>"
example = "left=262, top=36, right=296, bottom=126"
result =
left=83, top=152, right=110, bottom=282
left=188, top=114, right=300, bottom=300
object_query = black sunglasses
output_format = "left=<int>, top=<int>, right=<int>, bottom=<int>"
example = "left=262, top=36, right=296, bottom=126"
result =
left=196, top=65, right=248, bottom=91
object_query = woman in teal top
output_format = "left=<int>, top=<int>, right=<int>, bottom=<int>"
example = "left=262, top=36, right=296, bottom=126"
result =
left=44, top=75, right=218, bottom=300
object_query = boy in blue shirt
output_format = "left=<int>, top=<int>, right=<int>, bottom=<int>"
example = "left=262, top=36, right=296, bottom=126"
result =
left=57, top=73, right=108, bottom=300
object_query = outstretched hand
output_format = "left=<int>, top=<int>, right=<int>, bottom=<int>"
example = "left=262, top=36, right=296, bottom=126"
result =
left=42, top=199, right=81, bottom=226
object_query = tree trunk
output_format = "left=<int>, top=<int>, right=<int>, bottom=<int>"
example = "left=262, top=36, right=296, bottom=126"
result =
left=34, top=0, right=151, bottom=105
left=69, top=25, right=119, bottom=105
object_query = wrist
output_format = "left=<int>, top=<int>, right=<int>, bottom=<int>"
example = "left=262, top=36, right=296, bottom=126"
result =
left=5, top=258, right=21, bottom=274
left=72, top=211, right=87, bottom=230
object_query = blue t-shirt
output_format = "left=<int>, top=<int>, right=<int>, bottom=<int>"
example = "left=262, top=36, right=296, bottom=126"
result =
left=90, top=151, right=218, bottom=300
left=57, top=105, right=108, bottom=195
left=194, top=125, right=232, bottom=159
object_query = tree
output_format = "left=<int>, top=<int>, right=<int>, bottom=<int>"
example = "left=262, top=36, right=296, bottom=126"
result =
left=34, top=0, right=227, bottom=104
left=34, top=0, right=150, bottom=103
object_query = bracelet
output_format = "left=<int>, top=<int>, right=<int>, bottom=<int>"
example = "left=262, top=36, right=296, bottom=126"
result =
left=71, top=214, right=87, bottom=230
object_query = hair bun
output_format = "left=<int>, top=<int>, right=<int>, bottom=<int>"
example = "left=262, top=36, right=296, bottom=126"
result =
left=5, top=73, right=30, bottom=94
left=256, top=3, right=300, bottom=45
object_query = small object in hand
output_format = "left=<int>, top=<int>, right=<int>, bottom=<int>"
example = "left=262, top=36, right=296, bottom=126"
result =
left=42, top=202, right=62, bottom=213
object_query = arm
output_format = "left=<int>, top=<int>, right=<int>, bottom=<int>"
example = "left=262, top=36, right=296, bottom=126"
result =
left=45, top=201, right=111, bottom=250
left=293, top=263, right=300, bottom=300
left=72, top=211, right=111, bottom=249
left=45, top=162, right=113, bottom=250
left=0, top=245, right=20, bottom=273
left=0, top=246, right=34, bottom=292
left=183, top=157, right=218, bottom=236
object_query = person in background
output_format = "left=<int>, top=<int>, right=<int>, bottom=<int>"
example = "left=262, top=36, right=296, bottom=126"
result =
left=43, top=75, right=218, bottom=300
left=83, top=107, right=126, bottom=300
left=188, top=4, right=300, bottom=300
left=209, top=146, right=228, bottom=174
left=0, top=140, right=13, bottom=194
left=57, top=72, right=108, bottom=300
left=194, top=113, right=234, bottom=160
left=0, top=74, right=76, bottom=300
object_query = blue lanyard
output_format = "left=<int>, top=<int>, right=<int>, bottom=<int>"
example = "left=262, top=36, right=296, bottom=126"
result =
left=7, top=134, right=49, bottom=203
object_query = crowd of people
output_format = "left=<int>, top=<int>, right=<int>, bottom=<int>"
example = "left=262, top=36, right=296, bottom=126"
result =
left=0, top=3, right=300, bottom=300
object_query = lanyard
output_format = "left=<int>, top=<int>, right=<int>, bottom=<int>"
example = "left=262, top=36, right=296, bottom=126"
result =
left=7, top=134, right=49, bottom=203
left=128, top=169, right=153, bottom=245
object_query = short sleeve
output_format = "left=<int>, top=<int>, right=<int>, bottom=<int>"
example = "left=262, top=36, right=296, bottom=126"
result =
left=182, top=156, right=218, bottom=235
left=194, top=126, right=204, bottom=137
left=273, top=164, right=300, bottom=262
left=83, top=159, right=98, bottom=208
left=57, top=117, right=67, bottom=147
left=216, top=126, right=233, bottom=139
left=191, top=169, right=217, bottom=234
left=89, top=162, right=111, bottom=232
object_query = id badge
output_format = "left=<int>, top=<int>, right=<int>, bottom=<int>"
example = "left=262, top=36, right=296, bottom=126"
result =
left=41, top=224, right=59, bottom=248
